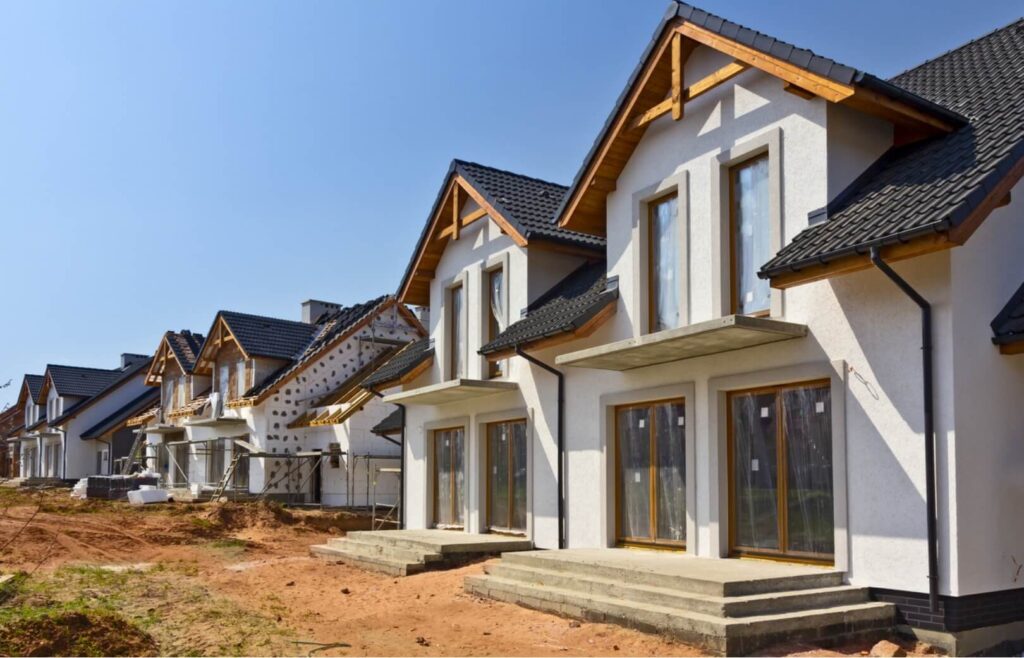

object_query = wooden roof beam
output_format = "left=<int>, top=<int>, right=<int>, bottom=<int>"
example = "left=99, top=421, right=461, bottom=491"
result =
left=630, top=58, right=750, bottom=131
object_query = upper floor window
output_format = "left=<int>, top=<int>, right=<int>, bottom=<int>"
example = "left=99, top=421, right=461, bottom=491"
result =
left=218, top=363, right=231, bottom=401
left=163, top=378, right=175, bottom=410
left=176, top=376, right=186, bottom=408
left=48, top=396, right=59, bottom=420
left=487, top=268, right=506, bottom=378
left=648, top=192, right=680, bottom=333
left=25, top=401, right=35, bottom=426
left=236, top=361, right=248, bottom=397
left=449, top=283, right=464, bottom=379
left=730, top=154, right=771, bottom=316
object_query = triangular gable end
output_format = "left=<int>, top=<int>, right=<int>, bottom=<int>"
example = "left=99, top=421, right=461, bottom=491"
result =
left=145, top=333, right=186, bottom=387
left=194, top=315, right=250, bottom=375
left=398, top=167, right=529, bottom=306
left=557, top=3, right=965, bottom=236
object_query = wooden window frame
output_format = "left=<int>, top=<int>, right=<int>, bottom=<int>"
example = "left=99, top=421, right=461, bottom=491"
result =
left=646, top=191, right=680, bottom=334
left=486, top=267, right=506, bottom=379
left=613, top=396, right=687, bottom=550
left=726, top=378, right=833, bottom=565
left=728, top=152, right=771, bottom=318
left=485, top=418, right=528, bottom=535
left=448, top=283, right=464, bottom=381
left=432, top=426, right=465, bottom=530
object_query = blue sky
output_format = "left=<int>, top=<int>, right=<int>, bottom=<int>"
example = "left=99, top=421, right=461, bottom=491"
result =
left=0, top=0, right=1019, bottom=409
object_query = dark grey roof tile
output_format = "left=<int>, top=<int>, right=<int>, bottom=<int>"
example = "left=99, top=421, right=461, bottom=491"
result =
left=480, top=262, right=617, bottom=354
left=992, top=281, right=1024, bottom=346
left=80, top=389, right=161, bottom=440
left=763, top=18, right=1024, bottom=277
left=362, top=338, right=434, bottom=390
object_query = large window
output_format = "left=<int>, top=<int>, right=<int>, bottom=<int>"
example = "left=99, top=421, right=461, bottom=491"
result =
left=728, top=380, right=833, bottom=562
left=648, top=192, right=680, bottom=333
left=433, top=427, right=465, bottom=528
left=487, top=268, right=506, bottom=378
left=730, top=154, right=771, bottom=316
left=616, top=399, right=686, bottom=547
left=449, top=284, right=464, bottom=379
left=487, top=420, right=527, bottom=534
left=218, top=364, right=231, bottom=402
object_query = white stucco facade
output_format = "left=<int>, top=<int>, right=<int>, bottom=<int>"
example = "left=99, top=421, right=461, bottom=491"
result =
left=397, top=44, right=1024, bottom=606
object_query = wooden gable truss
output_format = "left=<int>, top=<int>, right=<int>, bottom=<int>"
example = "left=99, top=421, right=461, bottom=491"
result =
left=558, top=19, right=962, bottom=236
left=400, top=173, right=528, bottom=306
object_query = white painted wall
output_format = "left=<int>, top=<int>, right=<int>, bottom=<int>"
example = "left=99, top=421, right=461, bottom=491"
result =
left=63, top=371, right=150, bottom=479
left=949, top=178, right=1024, bottom=596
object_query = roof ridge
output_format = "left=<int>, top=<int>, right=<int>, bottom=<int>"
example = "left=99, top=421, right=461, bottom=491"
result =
left=454, top=159, right=569, bottom=191
left=889, top=16, right=1024, bottom=83
left=46, top=364, right=119, bottom=373
left=219, top=309, right=313, bottom=327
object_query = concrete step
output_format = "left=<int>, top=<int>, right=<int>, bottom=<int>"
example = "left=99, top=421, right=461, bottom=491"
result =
left=483, top=562, right=870, bottom=617
left=499, top=551, right=843, bottom=597
left=309, top=544, right=424, bottom=577
left=346, top=530, right=532, bottom=555
left=465, top=574, right=893, bottom=656
left=328, top=537, right=443, bottom=564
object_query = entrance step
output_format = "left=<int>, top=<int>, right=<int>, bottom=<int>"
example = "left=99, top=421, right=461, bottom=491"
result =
left=465, top=550, right=894, bottom=656
left=310, top=529, right=533, bottom=577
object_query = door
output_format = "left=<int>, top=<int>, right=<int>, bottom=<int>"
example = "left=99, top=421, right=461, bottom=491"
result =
left=433, top=428, right=465, bottom=528
left=487, top=420, right=528, bottom=534
left=729, top=380, right=834, bottom=563
left=615, top=399, right=686, bottom=547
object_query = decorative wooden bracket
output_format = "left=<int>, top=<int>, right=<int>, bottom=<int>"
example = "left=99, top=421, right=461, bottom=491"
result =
left=630, top=57, right=751, bottom=131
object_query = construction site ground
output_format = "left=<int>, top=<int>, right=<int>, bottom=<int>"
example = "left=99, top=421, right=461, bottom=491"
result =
left=0, top=487, right=940, bottom=657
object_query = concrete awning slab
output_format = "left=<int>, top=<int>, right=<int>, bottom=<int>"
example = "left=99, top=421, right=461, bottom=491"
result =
left=383, top=379, right=518, bottom=406
left=184, top=416, right=248, bottom=428
left=555, top=315, right=808, bottom=371
left=142, top=424, right=185, bottom=435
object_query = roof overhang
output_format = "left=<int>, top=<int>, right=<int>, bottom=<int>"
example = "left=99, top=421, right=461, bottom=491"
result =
left=383, top=379, right=519, bottom=406
left=145, top=333, right=186, bottom=386
left=556, top=11, right=964, bottom=236
left=555, top=315, right=807, bottom=371
left=194, top=314, right=251, bottom=375
left=398, top=166, right=528, bottom=306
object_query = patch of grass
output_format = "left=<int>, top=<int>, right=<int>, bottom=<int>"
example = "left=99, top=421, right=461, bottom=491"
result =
left=209, top=538, right=248, bottom=549
left=189, top=517, right=217, bottom=530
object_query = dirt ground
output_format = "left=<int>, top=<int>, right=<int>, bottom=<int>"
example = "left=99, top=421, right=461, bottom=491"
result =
left=0, top=487, right=940, bottom=657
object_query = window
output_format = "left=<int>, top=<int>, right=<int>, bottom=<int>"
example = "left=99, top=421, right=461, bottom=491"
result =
left=728, top=380, right=833, bottom=562
left=176, top=376, right=186, bottom=408
left=487, top=268, right=506, bottom=378
left=163, top=379, right=175, bottom=410
left=236, top=361, right=248, bottom=398
left=648, top=192, right=680, bottom=332
left=730, top=154, right=771, bottom=316
left=217, top=364, right=229, bottom=400
left=449, top=284, right=464, bottom=379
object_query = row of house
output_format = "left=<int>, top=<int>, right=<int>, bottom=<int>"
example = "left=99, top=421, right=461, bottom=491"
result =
left=3, top=0, right=1024, bottom=650
left=1, top=297, right=424, bottom=508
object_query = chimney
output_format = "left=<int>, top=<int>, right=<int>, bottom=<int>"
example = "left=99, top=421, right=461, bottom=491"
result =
left=121, top=353, right=149, bottom=368
left=301, top=299, right=342, bottom=324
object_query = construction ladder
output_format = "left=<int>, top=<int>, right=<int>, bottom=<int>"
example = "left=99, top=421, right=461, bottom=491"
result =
left=210, top=453, right=243, bottom=501
left=120, top=432, right=147, bottom=475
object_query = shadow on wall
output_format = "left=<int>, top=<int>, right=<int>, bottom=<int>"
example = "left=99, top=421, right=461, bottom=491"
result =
left=828, top=268, right=936, bottom=550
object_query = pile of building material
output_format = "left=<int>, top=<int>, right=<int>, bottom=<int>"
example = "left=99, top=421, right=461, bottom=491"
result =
left=84, top=474, right=159, bottom=500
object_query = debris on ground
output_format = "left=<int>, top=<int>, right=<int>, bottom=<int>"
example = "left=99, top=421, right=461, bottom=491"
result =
left=871, top=639, right=908, bottom=657
left=0, top=611, right=159, bottom=657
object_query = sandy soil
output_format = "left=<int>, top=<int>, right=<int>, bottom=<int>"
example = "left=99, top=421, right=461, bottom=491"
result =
left=0, top=487, right=939, bottom=657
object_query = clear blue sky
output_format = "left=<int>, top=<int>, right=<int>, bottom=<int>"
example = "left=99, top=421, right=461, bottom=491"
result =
left=1, top=0, right=1019, bottom=409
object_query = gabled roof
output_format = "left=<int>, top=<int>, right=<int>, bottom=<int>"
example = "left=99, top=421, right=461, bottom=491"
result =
left=16, top=374, right=44, bottom=408
left=763, top=18, right=1024, bottom=283
left=0, top=405, right=23, bottom=439
left=48, top=358, right=153, bottom=426
left=361, top=338, right=434, bottom=390
left=80, top=388, right=161, bottom=440
left=215, top=312, right=320, bottom=361
left=398, top=160, right=606, bottom=305
left=992, top=281, right=1024, bottom=354
left=479, top=262, right=618, bottom=357
left=42, top=365, right=124, bottom=399
left=145, top=330, right=206, bottom=385
left=231, top=296, right=425, bottom=406
left=555, top=1, right=965, bottom=235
